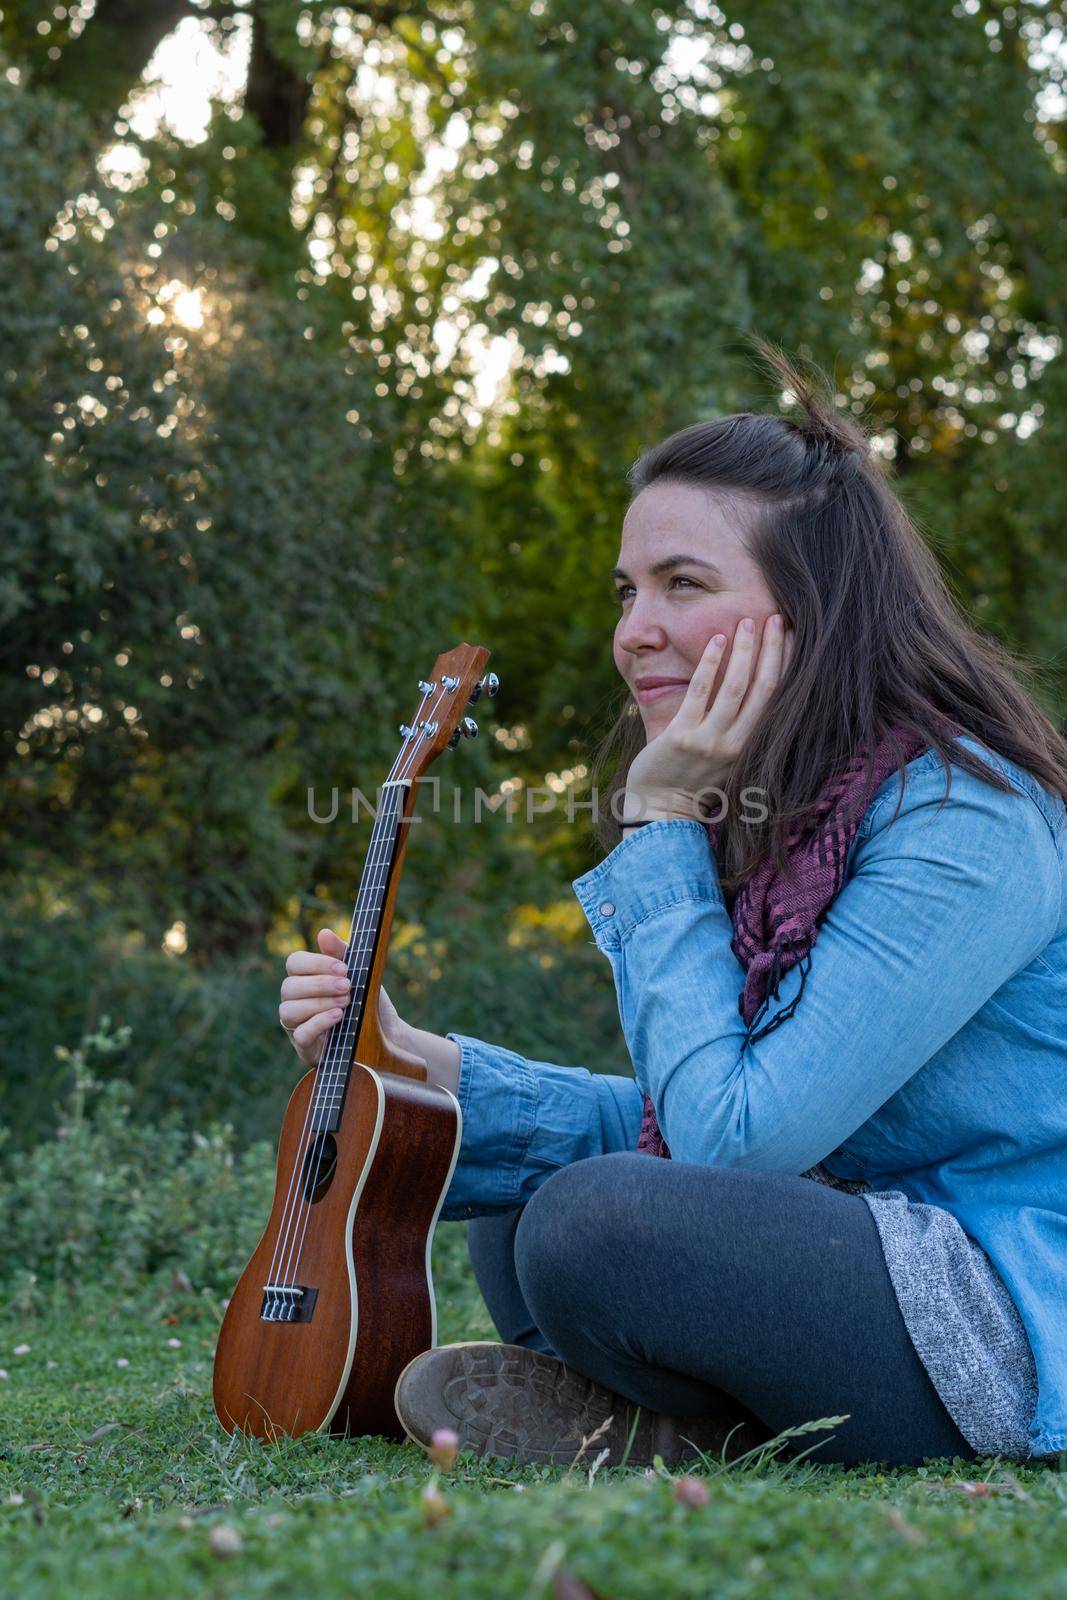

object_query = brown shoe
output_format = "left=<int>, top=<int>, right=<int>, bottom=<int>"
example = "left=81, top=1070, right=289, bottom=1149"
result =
left=394, top=1341, right=769, bottom=1468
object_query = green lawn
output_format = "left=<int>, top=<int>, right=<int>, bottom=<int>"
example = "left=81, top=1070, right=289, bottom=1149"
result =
left=2, top=1222, right=1065, bottom=1599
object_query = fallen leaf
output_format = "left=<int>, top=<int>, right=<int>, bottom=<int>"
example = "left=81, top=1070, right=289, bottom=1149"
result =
left=82, top=1421, right=146, bottom=1447
left=992, top=1470, right=1034, bottom=1503
left=924, top=1479, right=1013, bottom=1498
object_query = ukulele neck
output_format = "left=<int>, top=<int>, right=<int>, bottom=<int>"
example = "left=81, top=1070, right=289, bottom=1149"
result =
left=301, top=641, right=495, bottom=1132
left=311, top=777, right=412, bottom=1132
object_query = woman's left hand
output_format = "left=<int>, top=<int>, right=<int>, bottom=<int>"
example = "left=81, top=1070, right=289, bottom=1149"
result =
left=622, top=614, right=794, bottom=824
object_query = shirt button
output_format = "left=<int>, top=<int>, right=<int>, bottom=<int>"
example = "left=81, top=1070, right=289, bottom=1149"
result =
left=599, top=901, right=615, bottom=916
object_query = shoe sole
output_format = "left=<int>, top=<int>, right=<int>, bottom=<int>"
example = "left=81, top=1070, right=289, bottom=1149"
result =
left=393, top=1341, right=764, bottom=1468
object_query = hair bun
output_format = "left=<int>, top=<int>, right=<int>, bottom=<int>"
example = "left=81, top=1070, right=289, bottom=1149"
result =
left=749, top=335, right=873, bottom=465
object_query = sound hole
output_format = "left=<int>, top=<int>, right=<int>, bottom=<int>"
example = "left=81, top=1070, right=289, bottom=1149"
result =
left=302, top=1131, right=338, bottom=1202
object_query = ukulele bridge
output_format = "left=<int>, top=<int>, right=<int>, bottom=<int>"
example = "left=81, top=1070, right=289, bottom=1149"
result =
left=260, top=1283, right=319, bottom=1323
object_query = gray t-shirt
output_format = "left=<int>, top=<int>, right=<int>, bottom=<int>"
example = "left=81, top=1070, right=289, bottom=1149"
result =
left=804, top=1163, right=1039, bottom=1459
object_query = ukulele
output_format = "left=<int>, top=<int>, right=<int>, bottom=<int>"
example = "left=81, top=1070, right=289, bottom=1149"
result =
left=213, top=643, right=498, bottom=1441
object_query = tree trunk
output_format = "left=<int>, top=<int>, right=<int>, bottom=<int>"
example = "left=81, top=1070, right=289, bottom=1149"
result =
left=244, top=2, right=313, bottom=150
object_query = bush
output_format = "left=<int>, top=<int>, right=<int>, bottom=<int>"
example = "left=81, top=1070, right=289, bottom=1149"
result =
left=0, top=1018, right=274, bottom=1311
left=0, top=882, right=633, bottom=1147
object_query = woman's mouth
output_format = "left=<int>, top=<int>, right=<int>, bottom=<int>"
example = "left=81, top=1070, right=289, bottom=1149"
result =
left=634, top=678, right=690, bottom=703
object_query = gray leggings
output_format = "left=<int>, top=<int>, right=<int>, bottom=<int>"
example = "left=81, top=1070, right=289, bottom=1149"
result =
left=466, top=1152, right=979, bottom=1468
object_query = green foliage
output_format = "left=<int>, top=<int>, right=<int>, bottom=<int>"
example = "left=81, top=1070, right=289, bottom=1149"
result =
left=0, top=5, right=1065, bottom=1081
left=0, top=1019, right=276, bottom=1309
left=441, top=0, right=1067, bottom=813
left=0, top=871, right=631, bottom=1146
left=0, top=888, right=293, bottom=1142
left=0, top=77, right=430, bottom=955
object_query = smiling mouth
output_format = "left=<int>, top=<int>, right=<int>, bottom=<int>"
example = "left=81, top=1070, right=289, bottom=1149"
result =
left=634, top=680, right=689, bottom=699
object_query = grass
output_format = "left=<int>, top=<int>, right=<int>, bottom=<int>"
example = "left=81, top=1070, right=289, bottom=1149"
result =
left=1, top=1223, right=1065, bottom=1600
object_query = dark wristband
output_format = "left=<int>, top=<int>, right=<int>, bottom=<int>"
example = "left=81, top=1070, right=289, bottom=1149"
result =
left=619, top=820, right=655, bottom=830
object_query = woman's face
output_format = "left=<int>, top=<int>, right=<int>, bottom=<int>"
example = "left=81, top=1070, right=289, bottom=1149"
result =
left=612, top=481, right=780, bottom=740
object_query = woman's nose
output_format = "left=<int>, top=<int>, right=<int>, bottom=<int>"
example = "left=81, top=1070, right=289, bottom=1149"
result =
left=615, top=598, right=667, bottom=653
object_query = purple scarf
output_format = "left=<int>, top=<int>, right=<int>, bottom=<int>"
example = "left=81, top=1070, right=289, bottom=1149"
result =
left=637, top=727, right=933, bottom=1159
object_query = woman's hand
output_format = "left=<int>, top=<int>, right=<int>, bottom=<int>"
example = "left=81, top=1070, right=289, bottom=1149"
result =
left=279, top=926, right=426, bottom=1073
left=623, top=614, right=794, bottom=824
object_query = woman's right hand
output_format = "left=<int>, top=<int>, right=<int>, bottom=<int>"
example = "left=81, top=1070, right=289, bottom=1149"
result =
left=279, top=926, right=424, bottom=1071
left=279, top=926, right=352, bottom=1066
left=279, top=921, right=460, bottom=1094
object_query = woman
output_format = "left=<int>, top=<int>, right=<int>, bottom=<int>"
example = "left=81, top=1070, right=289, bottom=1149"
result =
left=280, top=342, right=1067, bottom=1471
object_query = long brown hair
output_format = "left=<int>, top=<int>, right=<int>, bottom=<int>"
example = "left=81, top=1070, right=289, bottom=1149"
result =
left=590, top=336, right=1067, bottom=894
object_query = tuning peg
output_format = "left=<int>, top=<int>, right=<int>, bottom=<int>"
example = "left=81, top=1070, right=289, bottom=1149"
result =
left=468, top=672, right=499, bottom=704
left=446, top=717, right=478, bottom=752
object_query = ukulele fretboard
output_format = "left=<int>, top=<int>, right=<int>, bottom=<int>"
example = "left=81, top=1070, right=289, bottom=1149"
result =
left=310, top=780, right=408, bottom=1132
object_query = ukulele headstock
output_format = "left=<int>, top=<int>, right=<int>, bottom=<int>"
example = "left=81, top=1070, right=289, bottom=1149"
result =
left=394, top=643, right=497, bottom=782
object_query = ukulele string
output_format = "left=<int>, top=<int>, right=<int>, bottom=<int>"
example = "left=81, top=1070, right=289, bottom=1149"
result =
left=269, top=680, right=450, bottom=1313
left=274, top=684, right=447, bottom=1308
left=265, top=714, right=429, bottom=1319
left=264, top=685, right=438, bottom=1318
left=265, top=688, right=438, bottom=1312
left=272, top=791, right=406, bottom=1309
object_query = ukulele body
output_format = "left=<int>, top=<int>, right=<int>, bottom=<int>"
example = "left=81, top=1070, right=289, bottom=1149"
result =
left=212, top=1062, right=462, bottom=1441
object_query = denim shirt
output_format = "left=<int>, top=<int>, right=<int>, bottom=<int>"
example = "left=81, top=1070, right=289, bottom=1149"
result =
left=440, top=735, right=1067, bottom=1460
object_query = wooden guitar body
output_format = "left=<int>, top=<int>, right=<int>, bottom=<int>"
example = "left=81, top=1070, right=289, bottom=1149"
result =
left=213, top=1062, right=461, bottom=1440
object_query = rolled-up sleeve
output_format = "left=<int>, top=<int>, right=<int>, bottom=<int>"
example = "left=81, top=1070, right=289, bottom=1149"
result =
left=571, top=770, right=1060, bottom=1175
left=438, top=1032, right=644, bottom=1220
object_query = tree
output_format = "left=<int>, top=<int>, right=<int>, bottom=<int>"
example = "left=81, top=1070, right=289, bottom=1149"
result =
left=1, top=0, right=1064, bottom=932
left=0, top=81, right=418, bottom=953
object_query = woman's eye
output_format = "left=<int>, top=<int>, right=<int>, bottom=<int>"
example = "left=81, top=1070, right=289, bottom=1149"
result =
left=613, top=576, right=700, bottom=604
